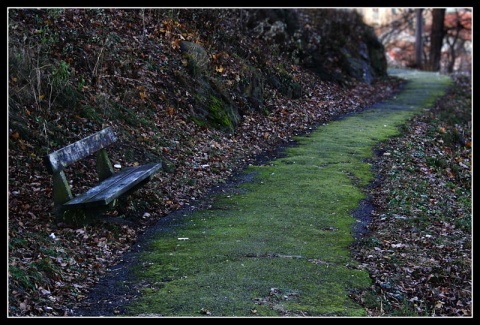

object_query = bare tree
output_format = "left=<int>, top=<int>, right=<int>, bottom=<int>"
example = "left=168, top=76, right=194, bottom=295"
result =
left=378, top=9, right=414, bottom=44
left=444, top=9, right=471, bottom=73
left=425, top=8, right=445, bottom=71
left=414, top=9, right=424, bottom=68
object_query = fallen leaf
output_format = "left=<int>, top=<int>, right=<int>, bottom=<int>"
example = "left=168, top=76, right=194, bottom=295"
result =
left=10, top=132, right=20, bottom=140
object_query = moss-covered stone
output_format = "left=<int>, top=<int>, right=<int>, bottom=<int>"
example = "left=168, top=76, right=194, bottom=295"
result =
left=206, top=95, right=236, bottom=133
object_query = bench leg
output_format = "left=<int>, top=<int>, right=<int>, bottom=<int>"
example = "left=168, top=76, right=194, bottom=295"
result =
left=52, top=171, right=73, bottom=206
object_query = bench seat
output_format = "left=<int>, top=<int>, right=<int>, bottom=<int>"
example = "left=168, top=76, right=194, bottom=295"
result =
left=64, top=162, right=162, bottom=209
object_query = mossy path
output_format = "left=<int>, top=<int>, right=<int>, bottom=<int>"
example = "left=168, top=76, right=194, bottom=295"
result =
left=79, top=69, right=451, bottom=317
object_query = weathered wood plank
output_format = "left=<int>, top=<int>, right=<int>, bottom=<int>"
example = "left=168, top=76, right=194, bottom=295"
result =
left=45, top=127, right=162, bottom=221
left=63, top=162, right=162, bottom=208
left=45, top=127, right=117, bottom=173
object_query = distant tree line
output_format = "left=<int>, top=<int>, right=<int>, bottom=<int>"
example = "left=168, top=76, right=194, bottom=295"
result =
left=377, top=8, right=471, bottom=73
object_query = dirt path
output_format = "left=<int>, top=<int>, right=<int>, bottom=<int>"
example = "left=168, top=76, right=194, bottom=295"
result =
left=73, top=69, right=451, bottom=317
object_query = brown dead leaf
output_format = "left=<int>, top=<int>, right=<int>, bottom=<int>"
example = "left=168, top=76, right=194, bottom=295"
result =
left=171, top=38, right=181, bottom=50
left=10, top=131, right=20, bottom=141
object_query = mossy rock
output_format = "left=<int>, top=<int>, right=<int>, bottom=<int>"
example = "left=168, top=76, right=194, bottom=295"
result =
left=179, top=41, right=210, bottom=76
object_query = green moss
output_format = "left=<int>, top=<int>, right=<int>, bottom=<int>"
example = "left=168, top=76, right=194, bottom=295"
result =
left=207, top=95, right=234, bottom=132
left=191, top=116, right=207, bottom=128
left=121, top=70, right=451, bottom=316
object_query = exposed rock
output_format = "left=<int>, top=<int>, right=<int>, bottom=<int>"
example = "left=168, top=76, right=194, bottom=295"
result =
left=179, top=40, right=210, bottom=76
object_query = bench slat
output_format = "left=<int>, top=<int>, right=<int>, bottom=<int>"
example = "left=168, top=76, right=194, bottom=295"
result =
left=64, top=163, right=162, bottom=208
left=45, top=127, right=117, bottom=173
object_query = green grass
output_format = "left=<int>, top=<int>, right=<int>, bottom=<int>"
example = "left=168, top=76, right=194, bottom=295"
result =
left=120, top=69, right=451, bottom=317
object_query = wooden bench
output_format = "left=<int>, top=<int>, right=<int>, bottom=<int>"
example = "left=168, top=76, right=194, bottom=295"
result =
left=44, top=127, right=162, bottom=222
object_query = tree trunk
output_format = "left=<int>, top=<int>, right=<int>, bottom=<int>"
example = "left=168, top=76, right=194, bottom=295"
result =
left=425, top=9, right=446, bottom=71
left=415, top=9, right=424, bottom=68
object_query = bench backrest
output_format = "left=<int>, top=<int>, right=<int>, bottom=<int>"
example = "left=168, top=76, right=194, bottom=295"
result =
left=45, top=127, right=117, bottom=174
